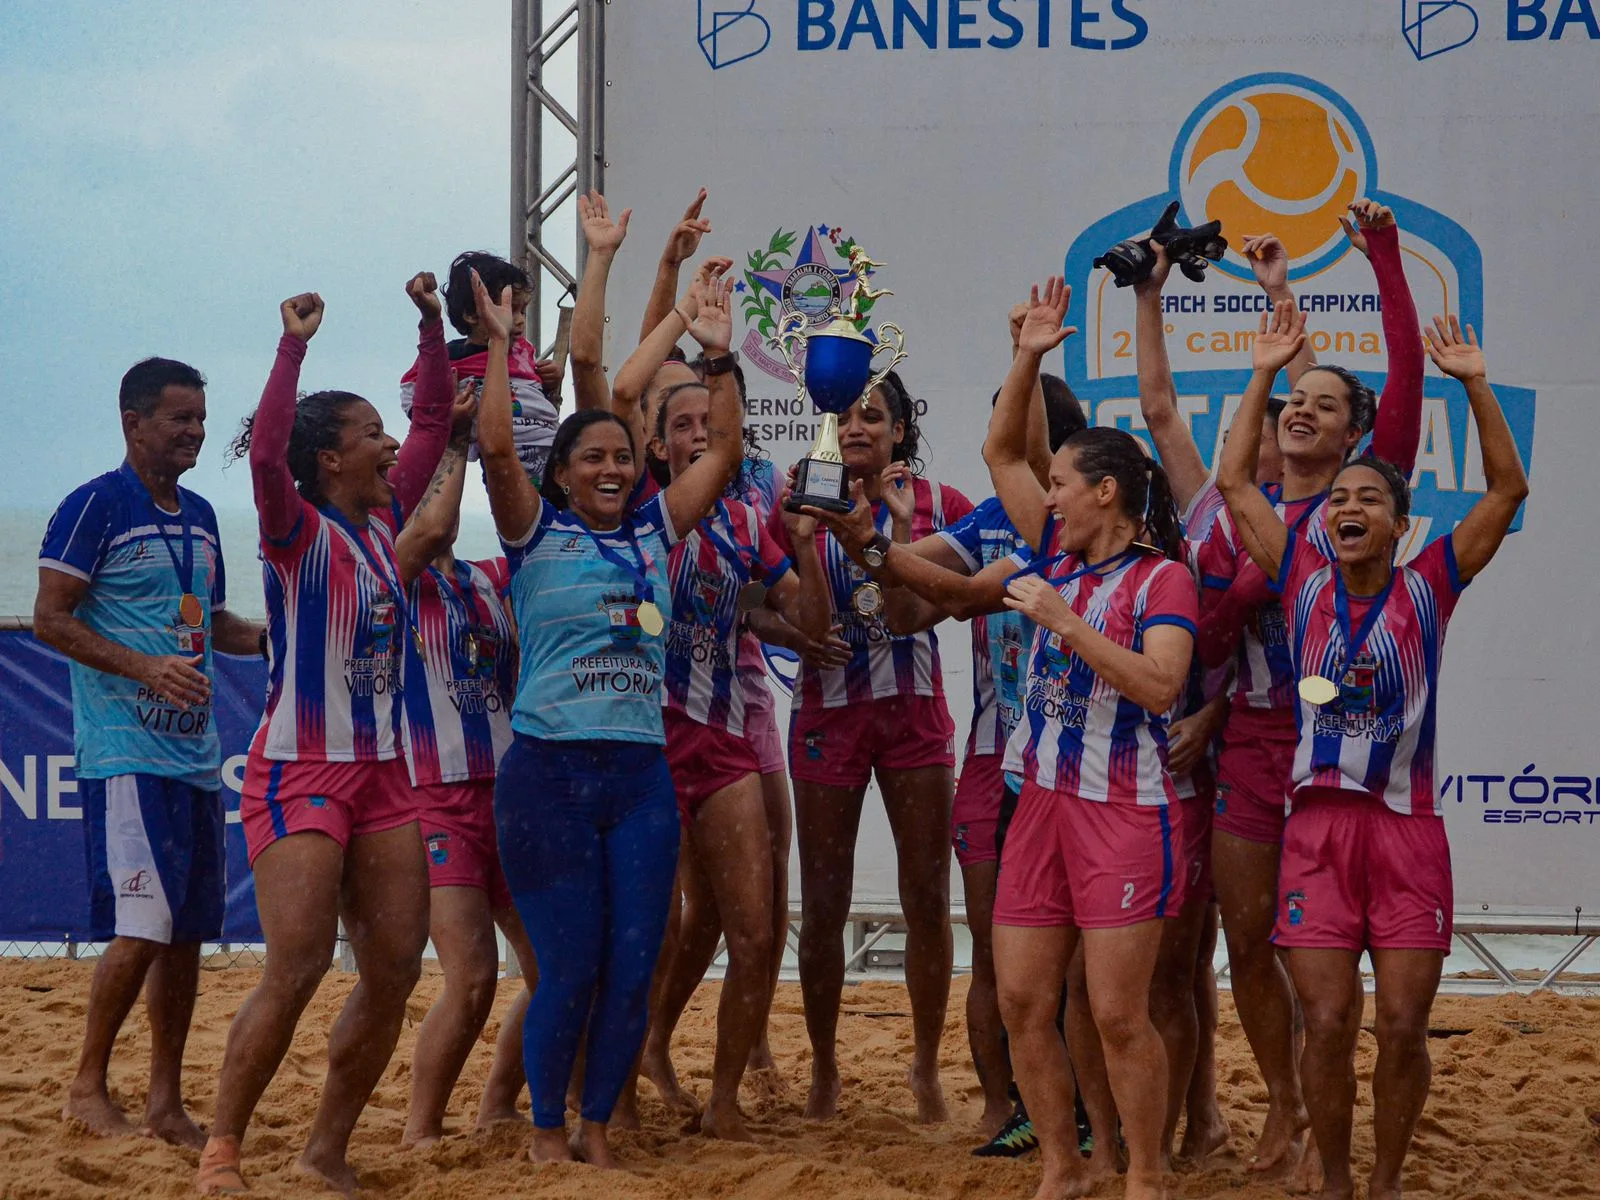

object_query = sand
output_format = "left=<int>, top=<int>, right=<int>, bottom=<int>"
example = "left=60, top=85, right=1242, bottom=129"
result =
left=2, top=959, right=1599, bottom=1198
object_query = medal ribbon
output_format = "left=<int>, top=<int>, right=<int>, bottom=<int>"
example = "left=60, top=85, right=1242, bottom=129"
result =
left=322, top=506, right=423, bottom=655
left=121, top=465, right=195, bottom=602
left=697, top=501, right=762, bottom=585
left=574, top=514, right=655, bottom=604
left=1327, top=567, right=1397, bottom=689
left=1005, top=515, right=1142, bottom=587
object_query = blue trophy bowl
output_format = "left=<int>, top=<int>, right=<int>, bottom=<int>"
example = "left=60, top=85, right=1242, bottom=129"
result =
left=803, top=323, right=875, bottom=414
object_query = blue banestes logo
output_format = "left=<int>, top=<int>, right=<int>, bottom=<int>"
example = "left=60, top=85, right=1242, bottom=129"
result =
left=699, top=0, right=771, bottom=69
left=1403, top=0, right=1479, bottom=59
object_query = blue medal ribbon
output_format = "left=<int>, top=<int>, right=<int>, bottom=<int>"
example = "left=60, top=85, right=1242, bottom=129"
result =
left=573, top=513, right=655, bottom=604
left=697, top=501, right=766, bottom=585
left=120, top=464, right=195, bottom=599
left=1005, top=515, right=1142, bottom=587
left=1328, top=567, right=1397, bottom=688
left=322, top=505, right=423, bottom=656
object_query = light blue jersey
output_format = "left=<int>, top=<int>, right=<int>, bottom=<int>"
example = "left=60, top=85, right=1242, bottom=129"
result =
left=39, top=463, right=227, bottom=787
left=503, top=494, right=678, bottom=743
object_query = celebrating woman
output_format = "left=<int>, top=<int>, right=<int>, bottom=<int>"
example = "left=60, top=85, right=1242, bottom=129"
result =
left=198, top=279, right=454, bottom=1194
left=473, top=262, right=744, bottom=1167
left=1217, top=306, right=1526, bottom=1200
left=985, top=278, right=1197, bottom=1200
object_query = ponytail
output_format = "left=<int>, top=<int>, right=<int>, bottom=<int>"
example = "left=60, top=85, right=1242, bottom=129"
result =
left=1063, top=427, right=1185, bottom=563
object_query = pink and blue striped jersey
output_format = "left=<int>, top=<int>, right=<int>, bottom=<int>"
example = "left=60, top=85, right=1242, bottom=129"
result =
left=402, top=557, right=516, bottom=786
left=1272, top=532, right=1465, bottom=818
left=1003, top=551, right=1198, bottom=803
left=772, top=478, right=973, bottom=710
left=1166, top=480, right=1236, bottom=801
left=251, top=504, right=410, bottom=763
left=665, top=500, right=792, bottom=735
left=1195, top=483, right=1336, bottom=713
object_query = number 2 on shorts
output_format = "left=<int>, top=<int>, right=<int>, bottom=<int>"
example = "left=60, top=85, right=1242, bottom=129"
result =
left=1122, top=882, right=1136, bottom=910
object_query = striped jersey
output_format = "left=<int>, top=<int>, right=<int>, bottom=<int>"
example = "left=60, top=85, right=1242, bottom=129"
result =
left=252, top=503, right=414, bottom=763
left=937, top=497, right=1031, bottom=756
left=1002, top=550, right=1199, bottom=802
left=772, top=477, right=973, bottom=710
left=401, top=336, right=556, bottom=483
left=1272, top=532, right=1465, bottom=817
left=1194, top=482, right=1336, bottom=713
left=665, top=500, right=792, bottom=735
left=402, top=557, right=516, bottom=786
left=39, top=464, right=226, bottom=787
left=503, top=493, right=678, bottom=743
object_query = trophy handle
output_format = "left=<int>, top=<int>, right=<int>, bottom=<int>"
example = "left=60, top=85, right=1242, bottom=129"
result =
left=769, top=309, right=808, bottom=385
left=863, top=322, right=909, bottom=401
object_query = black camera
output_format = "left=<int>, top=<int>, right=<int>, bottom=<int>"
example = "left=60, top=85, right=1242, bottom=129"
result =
left=1093, top=200, right=1228, bottom=288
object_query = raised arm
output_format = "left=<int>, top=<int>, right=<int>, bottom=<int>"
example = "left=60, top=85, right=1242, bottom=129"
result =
left=985, top=278, right=1075, bottom=551
left=1217, top=300, right=1305, bottom=579
left=472, top=272, right=543, bottom=542
left=1426, top=316, right=1528, bottom=583
left=1242, top=234, right=1316, bottom=387
left=1342, top=201, right=1424, bottom=474
left=1133, top=246, right=1209, bottom=508
left=769, top=507, right=832, bottom=643
left=1010, top=302, right=1055, bottom=488
left=395, top=380, right=479, bottom=585
left=571, top=190, right=632, bottom=413
left=638, top=189, right=711, bottom=342
left=662, top=275, right=742, bottom=535
left=251, top=294, right=322, bottom=541
left=389, top=272, right=454, bottom=519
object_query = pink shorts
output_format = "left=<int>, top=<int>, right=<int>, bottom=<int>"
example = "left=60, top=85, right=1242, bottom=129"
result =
left=1213, top=711, right=1296, bottom=845
left=416, top=780, right=512, bottom=911
left=1275, top=789, right=1453, bottom=953
left=952, top=747, right=1004, bottom=868
left=740, top=668, right=786, bottom=776
left=241, top=755, right=416, bottom=865
left=994, top=782, right=1185, bottom=930
left=1176, top=774, right=1215, bottom=907
left=665, top=708, right=761, bottom=822
left=788, top=694, right=955, bottom=788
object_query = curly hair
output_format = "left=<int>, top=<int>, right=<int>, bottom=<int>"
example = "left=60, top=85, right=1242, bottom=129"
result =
left=225, top=390, right=366, bottom=508
left=873, top=370, right=925, bottom=474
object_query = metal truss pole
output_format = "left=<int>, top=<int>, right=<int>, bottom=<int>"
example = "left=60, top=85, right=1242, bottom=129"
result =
left=512, top=0, right=604, bottom=356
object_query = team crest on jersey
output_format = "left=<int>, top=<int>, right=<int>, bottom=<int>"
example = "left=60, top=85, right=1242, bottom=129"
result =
left=1337, top=649, right=1378, bottom=715
left=690, top=564, right=725, bottom=622
left=1286, top=889, right=1306, bottom=927
left=1255, top=602, right=1287, bottom=648
left=598, top=590, right=643, bottom=647
left=367, top=600, right=397, bottom=657
left=999, top=627, right=1024, bottom=692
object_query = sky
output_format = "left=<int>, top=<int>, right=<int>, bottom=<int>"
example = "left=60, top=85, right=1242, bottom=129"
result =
left=0, top=1, right=576, bottom=516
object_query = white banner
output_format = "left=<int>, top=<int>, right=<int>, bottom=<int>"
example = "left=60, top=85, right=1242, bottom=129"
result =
left=603, top=1, right=1600, bottom=916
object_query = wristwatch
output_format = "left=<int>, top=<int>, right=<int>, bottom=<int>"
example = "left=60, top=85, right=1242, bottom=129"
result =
left=701, top=350, right=740, bottom=376
left=862, top=532, right=893, bottom=569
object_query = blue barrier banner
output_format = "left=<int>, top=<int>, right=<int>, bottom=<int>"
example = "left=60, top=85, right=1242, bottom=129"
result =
left=0, top=630, right=265, bottom=942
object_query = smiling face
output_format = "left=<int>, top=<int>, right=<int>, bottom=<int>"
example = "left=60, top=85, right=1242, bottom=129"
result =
left=838, top=385, right=903, bottom=475
left=653, top=385, right=712, bottom=481
left=1044, top=445, right=1122, bottom=554
left=1326, top=463, right=1408, bottom=571
left=124, top=384, right=207, bottom=477
left=554, top=420, right=635, bottom=528
left=319, top=399, right=400, bottom=512
left=642, top=361, right=701, bottom=455
left=1278, top=368, right=1362, bottom=469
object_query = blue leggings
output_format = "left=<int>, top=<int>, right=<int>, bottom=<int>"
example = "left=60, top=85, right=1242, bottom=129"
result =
left=495, top=735, right=680, bottom=1127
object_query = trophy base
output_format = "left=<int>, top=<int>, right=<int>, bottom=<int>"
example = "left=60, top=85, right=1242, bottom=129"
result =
left=786, top=456, right=852, bottom=514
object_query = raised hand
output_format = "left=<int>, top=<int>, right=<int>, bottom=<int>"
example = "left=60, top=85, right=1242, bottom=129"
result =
left=1132, top=241, right=1174, bottom=297
left=664, top=189, right=712, bottom=266
left=406, top=271, right=442, bottom=321
left=1339, top=198, right=1396, bottom=258
left=579, top=190, right=631, bottom=256
left=881, top=462, right=915, bottom=527
left=449, top=373, right=480, bottom=440
left=1242, top=234, right=1290, bottom=295
left=1423, top=314, right=1487, bottom=381
left=280, top=292, right=325, bottom=342
left=687, top=272, right=735, bottom=352
left=1253, top=298, right=1307, bottom=375
left=1017, top=277, right=1078, bottom=357
left=1008, top=301, right=1029, bottom=351
left=470, top=269, right=514, bottom=343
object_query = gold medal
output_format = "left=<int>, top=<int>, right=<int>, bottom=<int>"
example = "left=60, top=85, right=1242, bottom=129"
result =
left=178, top=592, right=203, bottom=627
left=852, top=582, right=884, bottom=617
left=637, top=600, right=665, bottom=637
left=737, top=581, right=768, bottom=612
left=1299, top=675, right=1339, bottom=706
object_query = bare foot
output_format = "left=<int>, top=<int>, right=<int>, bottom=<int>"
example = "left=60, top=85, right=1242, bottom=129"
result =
left=1247, top=1099, right=1309, bottom=1175
left=528, top=1126, right=574, bottom=1164
left=473, top=1104, right=523, bottom=1131
left=747, top=1039, right=776, bottom=1073
left=294, top=1150, right=359, bottom=1197
left=804, top=1063, right=840, bottom=1120
left=570, top=1120, right=618, bottom=1169
left=610, top=1084, right=642, bottom=1133
left=908, top=1063, right=949, bottom=1125
left=61, top=1086, right=135, bottom=1138
left=196, top=1135, right=247, bottom=1196
left=401, top=1132, right=441, bottom=1151
left=978, top=1095, right=1013, bottom=1141
left=1125, top=1169, right=1167, bottom=1200
left=140, top=1106, right=207, bottom=1151
left=701, top=1097, right=756, bottom=1143
left=1085, top=1138, right=1120, bottom=1186
left=1177, top=1108, right=1229, bottom=1166
left=641, top=1040, right=701, bottom=1117
left=1287, top=1133, right=1324, bottom=1195
left=1034, top=1158, right=1095, bottom=1200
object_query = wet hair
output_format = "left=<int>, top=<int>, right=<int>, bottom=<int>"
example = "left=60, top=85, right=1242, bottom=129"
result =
left=1040, top=374, right=1088, bottom=452
left=1338, top=454, right=1412, bottom=522
left=664, top=344, right=689, bottom=365
left=226, top=391, right=367, bottom=508
left=650, top=375, right=758, bottom=500
left=120, top=357, right=206, bottom=418
left=538, top=409, right=636, bottom=510
left=873, top=370, right=924, bottom=474
left=1064, top=427, right=1185, bottom=562
left=445, top=251, right=531, bottom=338
left=1300, top=364, right=1377, bottom=439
